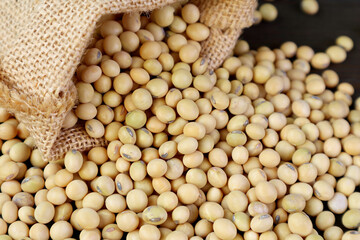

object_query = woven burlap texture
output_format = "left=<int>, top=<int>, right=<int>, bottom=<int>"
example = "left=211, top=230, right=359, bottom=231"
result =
left=193, top=0, right=257, bottom=68
left=0, top=0, right=256, bottom=161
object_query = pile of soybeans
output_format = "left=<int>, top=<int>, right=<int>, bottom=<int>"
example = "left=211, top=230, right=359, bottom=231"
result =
left=0, top=2, right=359, bottom=240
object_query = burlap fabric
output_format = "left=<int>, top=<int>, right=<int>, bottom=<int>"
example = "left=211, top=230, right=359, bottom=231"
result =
left=0, top=0, right=256, bottom=161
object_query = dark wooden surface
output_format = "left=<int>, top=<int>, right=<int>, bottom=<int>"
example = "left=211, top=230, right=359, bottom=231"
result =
left=242, top=0, right=360, bottom=98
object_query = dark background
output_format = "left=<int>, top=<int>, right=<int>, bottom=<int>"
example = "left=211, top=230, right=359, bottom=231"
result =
left=242, top=0, right=360, bottom=98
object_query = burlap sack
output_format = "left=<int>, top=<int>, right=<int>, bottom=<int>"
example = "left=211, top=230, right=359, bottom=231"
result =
left=0, top=0, right=256, bottom=161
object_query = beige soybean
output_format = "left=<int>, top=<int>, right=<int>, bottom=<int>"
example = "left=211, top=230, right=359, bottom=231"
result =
left=288, top=212, right=313, bottom=237
left=47, top=187, right=67, bottom=206
left=186, top=23, right=210, bottom=42
left=208, top=148, right=228, bottom=168
left=1, top=180, right=21, bottom=196
left=177, top=183, right=199, bottom=204
left=96, top=105, right=114, bottom=125
left=100, top=20, right=122, bottom=38
left=184, top=122, right=206, bottom=140
left=282, top=194, right=306, bottom=213
left=81, top=192, right=104, bottom=211
left=101, top=224, right=123, bottom=239
left=62, top=110, right=78, bottom=129
left=311, top=52, right=330, bottom=69
left=122, top=12, right=141, bottom=32
left=169, top=15, right=187, bottom=34
left=342, top=209, right=360, bottom=229
left=179, top=44, right=199, bottom=64
left=21, top=175, right=45, bottom=194
left=12, top=192, right=34, bottom=208
left=255, top=181, right=277, bottom=204
left=103, top=35, right=122, bottom=56
left=0, top=161, right=19, bottom=181
left=185, top=168, right=207, bottom=189
left=146, top=78, right=168, bottom=98
left=119, top=31, right=140, bottom=53
left=101, top=59, right=120, bottom=77
left=75, top=103, right=97, bottom=120
left=66, top=180, right=88, bottom=200
left=226, top=190, right=248, bottom=213
left=54, top=170, right=74, bottom=188
left=326, top=45, right=347, bottom=64
left=29, top=223, right=50, bottom=240
left=336, top=177, right=355, bottom=196
left=207, top=167, right=227, bottom=188
left=142, top=206, right=167, bottom=225
left=63, top=150, right=83, bottom=174
left=277, top=164, right=297, bottom=186
left=139, top=41, right=162, bottom=60
left=259, top=3, right=278, bottom=22
left=138, top=224, right=160, bottom=240
left=146, top=159, right=167, bottom=178
left=156, top=191, right=178, bottom=212
left=349, top=192, right=360, bottom=210
left=2, top=201, right=18, bottom=223
left=77, top=207, right=100, bottom=230
left=246, top=123, right=265, bottom=140
left=259, top=149, right=280, bottom=168
left=81, top=65, right=102, bottom=83
left=158, top=141, right=177, bottom=160
left=336, top=35, right=354, bottom=52
left=313, top=180, right=334, bottom=201
left=53, top=203, right=73, bottom=222
left=7, top=221, right=29, bottom=240
left=213, top=218, right=237, bottom=240
left=91, top=176, right=115, bottom=197
left=251, top=214, right=273, bottom=233
left=301, top=0, right=319, bottom=15
left=9, top=142, right=32, bottom=163
left=34, top=201, right=55, bottom=224
left=146, top=116, right=166, bottom=134
left=323, top=226, right=343, bottom=240
left=181, top=4, right=200, bottom=24
left=126, top=189, right=148, bottom=213
left=172, top=206, right=191, bottom=225
left=281, top=42, right=297, bottom=58
left=50, top=221, right=73, bottom=240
